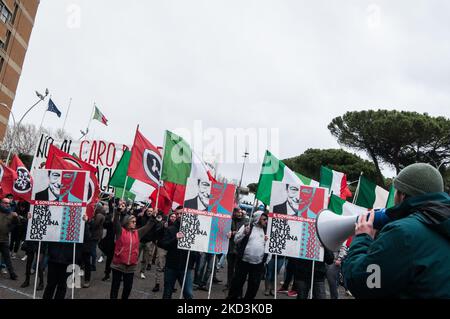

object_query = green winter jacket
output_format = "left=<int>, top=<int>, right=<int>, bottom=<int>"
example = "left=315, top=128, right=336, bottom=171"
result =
left=342, top=192, right=450, bottom=298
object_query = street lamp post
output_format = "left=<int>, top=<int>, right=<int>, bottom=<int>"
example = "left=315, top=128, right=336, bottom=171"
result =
left=1, top=89, right=49, bottom=164
left=237, top=150, right=250, bottom=204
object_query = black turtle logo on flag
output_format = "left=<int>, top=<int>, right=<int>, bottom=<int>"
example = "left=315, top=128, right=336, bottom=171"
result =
left=143, top=149, right=161, bottom=186
left=13, top=167, right=32, bottom=194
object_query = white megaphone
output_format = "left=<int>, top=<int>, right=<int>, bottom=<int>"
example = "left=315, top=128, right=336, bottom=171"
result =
left=315, top=209, right=391, bottom=252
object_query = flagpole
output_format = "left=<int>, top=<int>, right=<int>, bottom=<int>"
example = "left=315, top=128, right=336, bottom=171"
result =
left=154, top=129, right=167, bottom=212
left=62, top=97, right=72, bottom=131
left=179, top=250, right=191, bottom=299
left=121, top=175, right=129, bottom=201
left=37, top=108, right=47, bottom=134
left=32, top=242, right=42, bottom=299
left=352, top=172, right=363, bottom=204
left=82, top=102, right=96, bottom=141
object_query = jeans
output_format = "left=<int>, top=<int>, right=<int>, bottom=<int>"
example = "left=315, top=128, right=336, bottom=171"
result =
left=163, top=268, right=193, bottom=299
left=0, top=242, right=15, bottom=276
left=139, top=242, right=152, bottom=273
left=326, top=264, right=340, bottom=299
left=194, top=253, right=214, bottom=287
left=43, top=262, right=71, bottom=299
left=110, top=269, right=134, bottom=299
left=90, top=242, right=98, bottom=269
left=265, top=256, right=285, bottom=283
left=82, top=252, right=92, bottom=282
left=296, top=278, right=327, bottom=299
left=228, top=260, right=264, bottom=299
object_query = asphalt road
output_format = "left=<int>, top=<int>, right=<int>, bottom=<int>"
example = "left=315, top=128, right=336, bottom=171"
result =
left=0, top=250, right=352, bottom=300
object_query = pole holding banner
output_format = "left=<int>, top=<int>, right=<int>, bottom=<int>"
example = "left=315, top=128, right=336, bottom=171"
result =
left=274, top=254, right=278, bottom=300
left=32, top=241, right=42, bottom=299
left=72, top=243, right=76, bottom=300
left=179, top=250, right=191, bottom=299
left=207, top=255, right=216, bottom=300
left=309, top=261, right=315, bottom=299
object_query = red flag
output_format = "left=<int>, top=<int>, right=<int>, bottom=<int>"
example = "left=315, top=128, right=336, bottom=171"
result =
left=0, top=162, right=17, bottom=197
left=150, top=185, right=172, bottom=215
left=10, top=155, right=33, bottom=201
left=128, top=128, right=162, bottom=189
left=341, top=175, right=352, bottom=200
left=46, top=145, right=99, bottom=218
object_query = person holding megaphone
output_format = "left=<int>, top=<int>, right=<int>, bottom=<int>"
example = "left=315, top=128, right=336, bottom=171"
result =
left=340, top=163, right=450, bottom=298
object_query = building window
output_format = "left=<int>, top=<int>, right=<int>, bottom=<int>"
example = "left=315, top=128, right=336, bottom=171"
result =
left=0, top=1, right=12, bottom=24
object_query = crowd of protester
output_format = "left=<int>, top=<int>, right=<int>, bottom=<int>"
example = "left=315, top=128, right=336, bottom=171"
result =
left=0, top=193, right=350, bottom=300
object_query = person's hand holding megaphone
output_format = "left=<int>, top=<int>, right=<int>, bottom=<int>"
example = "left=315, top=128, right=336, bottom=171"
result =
left=355, top=211, right=377, bottom=239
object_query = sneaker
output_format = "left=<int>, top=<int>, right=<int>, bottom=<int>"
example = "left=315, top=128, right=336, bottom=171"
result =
left=212, top=278, right=222, bottom=284
left=140, top=272, right=146, bottom=279
left=152, top=284, right=160, bottom=292
left=101, top=274, right=110, bottom=282
left=20, top=280, right=30, bottom=288
left=30, top=269, right=35, bottom=275
left=10, top=273, right=18, bottom=280
left=82, top=281, right=90, bottom=288
left=11, top=253, right=17, bottom=259
left=288, top=290, right=298, bottom=297
left=277, top=287, right=288, bottom=294
left=97, top=256, right=104, bottom=263
left=21, top=255, right=27, bottom=261
left=1, top=268, right=8, bottom=274
left=146, top=264, right=152, bottom=271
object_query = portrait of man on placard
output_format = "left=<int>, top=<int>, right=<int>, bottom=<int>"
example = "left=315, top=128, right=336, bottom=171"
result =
left=272, top=184, right=300, bottom=216
left=184, top=179, right=211, bottom=211
left=35, top=170, right=63, bottom=201
left=34, top=170, right=82, bottom=202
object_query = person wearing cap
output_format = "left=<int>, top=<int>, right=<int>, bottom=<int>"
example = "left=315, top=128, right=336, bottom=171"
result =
left=342, top=163, right=450, bottom=298
left=109, top=201, right=158, bottom=299
left=227, top=211, right=269, bottom=299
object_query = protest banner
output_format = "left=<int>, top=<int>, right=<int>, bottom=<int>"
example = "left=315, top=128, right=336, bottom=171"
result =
left=31, top=133, right=129, bottom=193
left=266, top=181, right=328, bottom=262
left=25, top=169, right=90, bottom=243
left=178, top=178, right=236, bottom=254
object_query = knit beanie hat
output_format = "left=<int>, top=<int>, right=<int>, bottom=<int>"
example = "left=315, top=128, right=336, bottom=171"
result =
left=394, top=163, right=444, bottom=197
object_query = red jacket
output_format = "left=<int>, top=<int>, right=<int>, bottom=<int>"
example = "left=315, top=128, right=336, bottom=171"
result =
left=113, top=228, right=140, bottom=266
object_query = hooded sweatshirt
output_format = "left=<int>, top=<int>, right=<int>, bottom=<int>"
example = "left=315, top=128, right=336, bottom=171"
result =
left=234, top=211, right=266, bottom=264
left=342, top=192, right=450, bottom=298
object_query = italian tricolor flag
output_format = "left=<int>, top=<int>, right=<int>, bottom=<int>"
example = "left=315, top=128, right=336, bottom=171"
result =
left=109, top=150, right=154, bottom=201
left=328, top=194, right=368, bottom=216
left=161, top=130, right=213, bottom=185
left=319, top=166, right=351, bottom=199
left=354, top=175, right=389, bottom=209
left=93, top=104, right=108, bottom=126
left=256, top=150, right=319, bottom=205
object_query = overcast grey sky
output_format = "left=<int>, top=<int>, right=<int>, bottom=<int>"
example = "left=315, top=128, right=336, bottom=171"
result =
left=11, top=0, right=450, bottom=186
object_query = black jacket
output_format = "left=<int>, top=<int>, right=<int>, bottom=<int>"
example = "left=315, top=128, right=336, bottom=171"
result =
left=292, top=248, right=334, bottom=281
left=158, top=219, right=198, bottom=271
left=137, top=214, right=164, bottom=243
left=43, top=241, right=82, bottom=265
left=228, top=216, right=247, bottom=255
